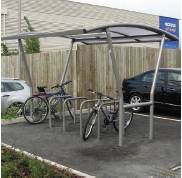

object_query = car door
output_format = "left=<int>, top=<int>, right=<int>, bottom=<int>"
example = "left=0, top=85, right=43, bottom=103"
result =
left=1, top=82, right=10, bottom=114
left=139, top=70, right=167, bottom=104
left=165, top=70, right=181, bottom=107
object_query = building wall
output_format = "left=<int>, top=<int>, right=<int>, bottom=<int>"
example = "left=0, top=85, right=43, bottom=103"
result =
left=2, top=0, right=159, bottom=50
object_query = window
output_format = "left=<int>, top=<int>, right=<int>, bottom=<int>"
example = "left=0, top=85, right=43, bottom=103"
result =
left=168, top=72, right=181, bottom=85
left=141, top=71, right=165, bottom=84
left=1, top=83, right=5, bottom=92
left=141, top=72, right=154, bottom=83
left=2, top=82, right=24, bottom=92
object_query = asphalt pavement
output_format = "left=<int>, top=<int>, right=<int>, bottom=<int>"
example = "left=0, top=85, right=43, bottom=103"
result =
left=2, top=112, right=181, bottom=178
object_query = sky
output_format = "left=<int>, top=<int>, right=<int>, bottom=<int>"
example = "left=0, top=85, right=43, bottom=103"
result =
left=71, top=0, right=181, bottom=19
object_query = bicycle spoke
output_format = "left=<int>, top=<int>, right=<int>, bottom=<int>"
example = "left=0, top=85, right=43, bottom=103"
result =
left=23, top=96, right=48, bottom=124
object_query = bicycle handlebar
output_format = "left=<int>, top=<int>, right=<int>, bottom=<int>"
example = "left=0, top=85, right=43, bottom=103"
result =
left=88, top=89, right=115, bottom=100
left=51, top=80, right=72, bottom=89
left=51, top=84, right=59, bottom=89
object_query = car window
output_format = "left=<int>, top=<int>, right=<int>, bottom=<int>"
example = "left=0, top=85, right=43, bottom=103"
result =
left=2, top=82, right=24, bottom=92
left=1, top=83, right=5, bottom=92
left=141, top=72, right=154, bottom=83
left=141, top=71, right=165, bottom=84
left=168, top=72, right=181, bottom=85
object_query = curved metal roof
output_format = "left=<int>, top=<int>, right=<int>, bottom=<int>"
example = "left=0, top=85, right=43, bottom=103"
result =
left=1, top=23, right=178, bottom=45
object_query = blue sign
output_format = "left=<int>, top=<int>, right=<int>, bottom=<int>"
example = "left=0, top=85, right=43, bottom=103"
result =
left=159, top=16, right=179, bottom=48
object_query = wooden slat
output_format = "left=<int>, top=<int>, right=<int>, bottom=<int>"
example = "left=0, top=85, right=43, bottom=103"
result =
left=1, top=46, right=181, bottom=99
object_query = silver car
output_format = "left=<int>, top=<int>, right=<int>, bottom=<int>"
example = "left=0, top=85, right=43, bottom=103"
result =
left=1, top=78, right=31, bottom=114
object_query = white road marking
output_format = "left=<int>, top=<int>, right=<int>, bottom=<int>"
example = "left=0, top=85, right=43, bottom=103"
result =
left=132, top=112, right=181, bottom=122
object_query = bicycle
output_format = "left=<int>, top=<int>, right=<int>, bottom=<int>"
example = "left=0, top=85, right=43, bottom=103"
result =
left=82, top=89, right=133, bottom=141
left=23, top=80, right=74, bottom=124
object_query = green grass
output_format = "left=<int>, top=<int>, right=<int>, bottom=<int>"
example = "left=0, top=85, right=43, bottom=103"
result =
left=1, top=105, right=21, bottom=120
left=1, top=146, right=81, bottom=178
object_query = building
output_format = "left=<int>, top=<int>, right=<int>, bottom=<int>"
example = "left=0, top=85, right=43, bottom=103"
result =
left=2, top=0, right=178, bottom=51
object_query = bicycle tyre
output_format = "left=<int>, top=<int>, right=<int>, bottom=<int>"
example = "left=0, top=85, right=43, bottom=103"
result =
left=113, top=110, right=133, bottom=132
left=23, top=96, right=49, bottom=124
left=83, top=110, right=97, bottom=141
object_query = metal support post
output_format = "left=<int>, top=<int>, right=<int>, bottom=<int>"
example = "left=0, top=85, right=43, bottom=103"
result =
left=97, top=109, right=101, bottom=140
left=106, top=29, right=124, bottom=147
left=149, top=35, right=165, bottom=140
left=18, top=39, right=33, bottom=95
left=60, top=40, right=74, bottom=85
left=18, top=0, right=21, bottom=78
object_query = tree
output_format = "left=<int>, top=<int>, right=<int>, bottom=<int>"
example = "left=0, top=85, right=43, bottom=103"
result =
left=1, top=43, right=9, bottom=56
left=24, top=16, right=40, bottom=54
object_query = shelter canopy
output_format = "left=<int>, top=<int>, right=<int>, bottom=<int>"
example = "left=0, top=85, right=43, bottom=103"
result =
left=2, top=23, right=178, bottom=45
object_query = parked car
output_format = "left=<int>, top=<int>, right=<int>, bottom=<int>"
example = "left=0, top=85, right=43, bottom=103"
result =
left=1, top=79, right=31, bottom=114
left=122, top=68, right=181, bottom=112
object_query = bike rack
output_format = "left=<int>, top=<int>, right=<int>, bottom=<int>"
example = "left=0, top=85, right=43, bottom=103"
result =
left=123, top=101, right=153, bottom=109
left=48, top=95, right=72, bottom=128
left=97, top=100, right=119, bottom=140
left=62, top=97, right=88, bottom=132
left=79, top=98, right=111, bottom=137
left=96, top=101, right=153, bottom=140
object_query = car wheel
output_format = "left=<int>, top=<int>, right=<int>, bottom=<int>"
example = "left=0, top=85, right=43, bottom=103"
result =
left=129, top=94, right=143, bottom=112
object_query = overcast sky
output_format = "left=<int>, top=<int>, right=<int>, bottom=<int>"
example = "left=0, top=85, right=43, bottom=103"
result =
left=71, top=0, right=181, bottom=19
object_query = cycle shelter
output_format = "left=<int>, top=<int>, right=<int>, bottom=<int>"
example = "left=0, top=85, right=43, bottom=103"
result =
left=2, top=23, right=178, bottom=146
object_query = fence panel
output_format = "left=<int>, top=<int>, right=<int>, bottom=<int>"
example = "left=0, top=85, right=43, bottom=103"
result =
left=1, top=46, right=181, bottom=98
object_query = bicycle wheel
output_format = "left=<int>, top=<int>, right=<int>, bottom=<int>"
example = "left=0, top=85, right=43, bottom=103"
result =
left=83, top=110, right=97, bottom=141
left=23, top=96, right=49, bottom=124
left=113, top=110, right=133, bottom=132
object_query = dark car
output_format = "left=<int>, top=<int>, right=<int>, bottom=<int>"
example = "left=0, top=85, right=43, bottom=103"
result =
left=122, top=68, right=181, bottom=112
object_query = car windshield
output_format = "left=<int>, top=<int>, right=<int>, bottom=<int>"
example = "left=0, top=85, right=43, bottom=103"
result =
left=2, top=82, right=24, bottom=92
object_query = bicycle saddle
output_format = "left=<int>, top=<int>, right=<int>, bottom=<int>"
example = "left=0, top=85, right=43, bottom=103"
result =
left=37, top=86, right=47, bottom=93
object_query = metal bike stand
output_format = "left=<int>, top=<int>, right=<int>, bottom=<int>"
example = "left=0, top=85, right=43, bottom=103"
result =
left=62, top=97, right=88, bottom=132
left=48, top=95, right=72, bottom=128
left=97, top=100, right=119, bottom=140
left=2, top=24, right=176, bottom=147
left=79, top=98, right=110, bottom=137
left=123, top=101, right=153, bottom=109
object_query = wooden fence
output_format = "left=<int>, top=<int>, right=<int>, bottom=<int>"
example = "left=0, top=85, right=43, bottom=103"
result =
left=1, top=45, right=181, bottom=98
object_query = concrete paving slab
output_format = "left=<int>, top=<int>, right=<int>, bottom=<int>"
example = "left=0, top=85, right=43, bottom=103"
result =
left=2, top=114, right=181, bottom=178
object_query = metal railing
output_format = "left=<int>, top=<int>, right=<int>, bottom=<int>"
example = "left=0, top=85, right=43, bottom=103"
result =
left=62, top=97, right=88, bottom=131
left=79, top=98, right=111, bottom=138
left=48, top=95, right=72, bottom=128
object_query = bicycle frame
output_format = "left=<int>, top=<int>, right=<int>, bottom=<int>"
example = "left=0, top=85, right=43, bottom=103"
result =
left=91, top=96, right=118, bottom=124
left=36, top=86, right=69, bottom=111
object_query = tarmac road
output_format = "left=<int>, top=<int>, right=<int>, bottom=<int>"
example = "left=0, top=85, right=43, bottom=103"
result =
left=2, top=113, right=181, bottom=178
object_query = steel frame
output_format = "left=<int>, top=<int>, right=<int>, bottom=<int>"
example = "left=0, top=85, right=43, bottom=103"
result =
left=62, top=97, right=88, bottom=131
left=18, top=33, right=165, bottom=147
left=2, top=24, right=175, bottom=147
left=18, top=39, right=33, bottom=94
left=48, top=95, right=72, bottom=129
left=149, top=35, right=165, bottom=139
